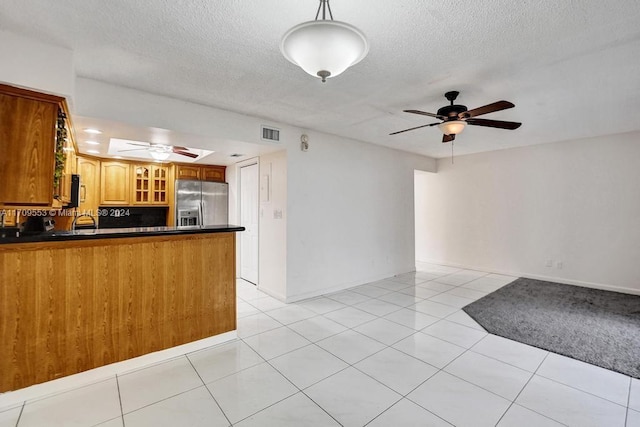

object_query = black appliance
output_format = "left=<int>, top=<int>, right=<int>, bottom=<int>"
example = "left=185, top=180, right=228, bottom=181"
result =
left=98, top=206, right=168, bottom=229
left=21, top=215, right=56, bottom=235
left=65, top=174, right=81, bottom=208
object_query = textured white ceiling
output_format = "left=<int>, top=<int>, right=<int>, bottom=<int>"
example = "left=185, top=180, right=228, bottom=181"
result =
left=1, top=0, right=639, bottom=158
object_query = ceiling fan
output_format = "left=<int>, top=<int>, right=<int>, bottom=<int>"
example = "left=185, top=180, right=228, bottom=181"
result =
left=390, top=91, right=522, bottom=143
left=118, top=142, right=199, bottom=160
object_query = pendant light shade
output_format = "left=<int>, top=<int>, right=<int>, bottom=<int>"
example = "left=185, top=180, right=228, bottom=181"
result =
left=280, top=1, right=369, bottom=82
left=438, top=120, right=467, bottom=135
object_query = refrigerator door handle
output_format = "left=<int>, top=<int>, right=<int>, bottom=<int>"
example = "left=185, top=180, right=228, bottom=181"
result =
left=199, top=201, right=204, bottom=226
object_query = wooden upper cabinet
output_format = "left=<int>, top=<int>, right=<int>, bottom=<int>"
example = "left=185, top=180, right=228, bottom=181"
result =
left=201, top=165, right=226, bottom=182
left=151, top=165, right=169, bottom=204
left=133, top=164, right=169, bottom=205
left=132, top=164, right=151, bottom=204
left=175, top=165, right=226, bottom=182
left=76, top=157, right=100, bottom=225
left=0, top=84, right=63, bottom=206
left=176, top=165, right=200, bottom=180
left=100, top=161, right=131, bottom=205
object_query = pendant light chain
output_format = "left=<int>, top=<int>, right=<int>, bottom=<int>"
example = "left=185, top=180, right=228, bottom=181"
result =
left=315, top=0, right=333, bottom=21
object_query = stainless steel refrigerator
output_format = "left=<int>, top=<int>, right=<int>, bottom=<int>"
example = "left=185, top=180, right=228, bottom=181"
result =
left=175, top=180, right=228, bottom=226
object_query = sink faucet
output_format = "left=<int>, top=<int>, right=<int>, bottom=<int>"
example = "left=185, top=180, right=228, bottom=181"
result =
left=71, top=214, right=97, bottom=230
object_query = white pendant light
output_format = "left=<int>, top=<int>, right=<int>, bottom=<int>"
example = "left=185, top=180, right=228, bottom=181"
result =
left=438, top=120, right=467, bottom=135
left=281, top=0, right=369, bottom=82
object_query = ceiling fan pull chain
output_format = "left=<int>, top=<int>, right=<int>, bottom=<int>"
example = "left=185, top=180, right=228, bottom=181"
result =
left=451, top=140, right=455, bottom=164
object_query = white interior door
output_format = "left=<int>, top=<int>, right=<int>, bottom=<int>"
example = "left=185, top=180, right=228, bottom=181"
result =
left=240, top=163, right=259, bottom=285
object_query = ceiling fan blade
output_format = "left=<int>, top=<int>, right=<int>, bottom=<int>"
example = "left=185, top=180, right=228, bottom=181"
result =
left=126, top=142, right=151, bottom=147
left=118, top=148, right=147, bottom=152
left=404, top=109, right=446, bottom=120
left=174, top=150, right=199, bottom=158
left=461, top=101, right=515, bottom=118
left=172, top=146, right=188, bottom=151
left=389, top=122, right=440, bottom=135
left=466, top=118, right=522, bottom=130
left=442, top=134, right=455, bottom=143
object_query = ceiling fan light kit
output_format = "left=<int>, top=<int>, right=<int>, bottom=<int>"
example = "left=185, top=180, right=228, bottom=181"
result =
left=281, top=0, right=369, bottom=82
left=438, top=120, right=466, bottom=135
left=149, top=150, right=171, bottom=161
left=390, top=91, right=522, bottom=143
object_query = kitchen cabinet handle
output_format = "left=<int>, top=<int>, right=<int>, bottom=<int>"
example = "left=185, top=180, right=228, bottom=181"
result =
left=80, top=184, right=87, bottom=202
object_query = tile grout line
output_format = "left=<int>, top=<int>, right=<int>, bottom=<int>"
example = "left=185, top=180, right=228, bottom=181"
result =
left=118, top=383, right=206, bottom=418
left=273, top=329, right=403, bottom=426
left=262, top=347, right=346, bottom=426
left=13, top=402, right=24, bottom=427
left=297, top=389, right=346, bottom=427
left=398, top=328, right=557, bottom=426
left=114, top=375, right=125, bottom=427
left=533, top=371, right=632, bottom=408
left=496, top=351, right=571, bottom=426
left=185, top=355, right=233, bottom=427
left=624, top=377, right=632, bottom=427
left=470, top=335, right=629, bottom=415
left=232, top=341, right=343, bottom=426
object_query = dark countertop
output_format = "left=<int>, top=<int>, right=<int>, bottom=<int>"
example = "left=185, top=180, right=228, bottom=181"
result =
left=0, top=225, right=245, bottom=244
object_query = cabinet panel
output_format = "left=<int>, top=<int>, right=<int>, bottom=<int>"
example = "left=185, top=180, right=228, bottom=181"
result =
left=201, top=165, right=226, bottom=182
left=0, top=90, right=59, bottom=206
left=100, top=161, right=130, bottom=205
left=151, top=165, right=169, bottom=204
left=59, top=152, right=76, bottom=203
left=77, top=157, right=100, bottom=225
left=176, top=165, right=200, bottom=180
left=58, top=123, right=77, bottom=204
left=132, top=165, right=151, bottom=204
left=1, top=210, right=18, bottom=227
left=133, top=164, right=169, bottom=205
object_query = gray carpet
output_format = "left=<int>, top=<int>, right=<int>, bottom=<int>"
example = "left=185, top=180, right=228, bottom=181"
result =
left=463, top=278, right=640, bottom=378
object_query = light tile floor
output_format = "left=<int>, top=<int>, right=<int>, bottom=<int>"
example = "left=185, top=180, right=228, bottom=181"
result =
left=1, top=263, right=637, bottom=426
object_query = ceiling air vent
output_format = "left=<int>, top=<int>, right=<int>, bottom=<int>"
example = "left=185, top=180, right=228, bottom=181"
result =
left=261, top=125, right=280, bottom=143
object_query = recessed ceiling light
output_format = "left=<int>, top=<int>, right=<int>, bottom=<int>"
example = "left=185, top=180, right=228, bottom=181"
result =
left=85, top=140, right=100, bottom=145
left=113, top=156, right=123, bottom=159
left=84, top=128, right=102, bottom=135
left=87, top=149, right=100, bottom=154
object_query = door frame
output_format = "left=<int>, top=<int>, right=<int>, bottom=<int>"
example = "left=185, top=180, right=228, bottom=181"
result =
left=235, top=157, right=260, bottom=285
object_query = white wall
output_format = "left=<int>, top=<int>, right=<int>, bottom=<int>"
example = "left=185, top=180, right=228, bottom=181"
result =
left=259, top=150, right=288, bottom=299
left=225, top=160, right=240, bottom=274
left=0, top=30, right=74, bottom=99
left=75, top=78, right=436, bottom=301
left=286, top=133, right=436, bottom=301
left=415, top=131, right=640, bottom=294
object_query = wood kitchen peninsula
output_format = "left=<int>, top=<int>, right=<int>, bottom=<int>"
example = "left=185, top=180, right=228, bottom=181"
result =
left=0, top=225, right=243, bottom=393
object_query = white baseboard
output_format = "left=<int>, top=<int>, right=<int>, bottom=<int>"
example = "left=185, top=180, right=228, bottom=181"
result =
left=256, top=285, right=287, bottom=302
left=0, top=331, right=237, bottom=410
left=417, top=259, right=640, bottom=296
left=284, top=267, right=416, bottom=303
